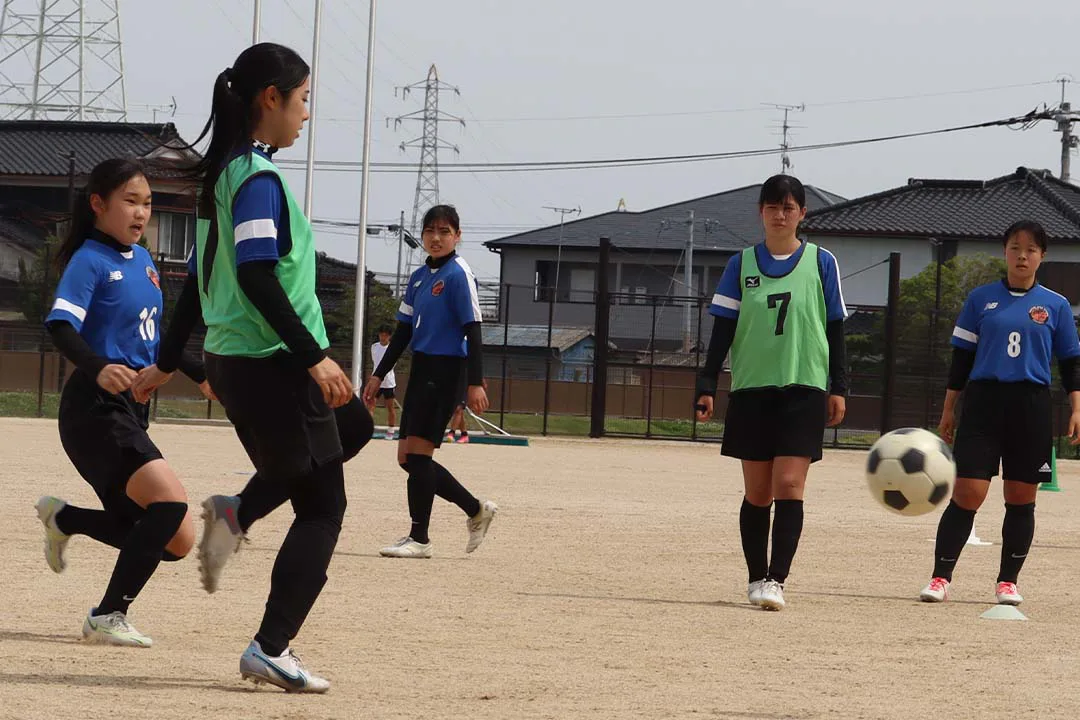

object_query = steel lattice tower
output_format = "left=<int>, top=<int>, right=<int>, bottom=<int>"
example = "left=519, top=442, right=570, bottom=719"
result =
left=0, top=0, right=127, bottom=120
left=392, top=64, right=463, bottom=270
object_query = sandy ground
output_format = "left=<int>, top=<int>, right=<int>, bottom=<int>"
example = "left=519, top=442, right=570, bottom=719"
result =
left=2, top=416, right=1079, bottom=719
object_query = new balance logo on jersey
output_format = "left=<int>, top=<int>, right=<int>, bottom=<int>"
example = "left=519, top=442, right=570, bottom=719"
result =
left=744, top=276, right=760, bottom=289
left=108, top=271, right=123, bottom=282
left=984, top=301, right=998, bottom=310
left=1039, top=463, right=1051, bottom=473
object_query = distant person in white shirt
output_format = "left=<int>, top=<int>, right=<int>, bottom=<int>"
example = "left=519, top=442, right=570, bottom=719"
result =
left=369, top=326, right=398, bottom=438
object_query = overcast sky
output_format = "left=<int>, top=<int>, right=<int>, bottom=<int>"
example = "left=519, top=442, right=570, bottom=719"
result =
left=121, top=0, right=1080, bottom=281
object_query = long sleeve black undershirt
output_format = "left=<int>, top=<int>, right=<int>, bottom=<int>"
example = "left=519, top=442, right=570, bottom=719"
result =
left=235, top=260, right=326, bottom=369
left=156, top=273, right=206, bottom=383
left=947, top=346, right=1080, bottom=393
left=373, top=320, right=484, bottom=386
left=46, top=320, right=108, bottom=379
left=695, top=316, right=848, bottom=402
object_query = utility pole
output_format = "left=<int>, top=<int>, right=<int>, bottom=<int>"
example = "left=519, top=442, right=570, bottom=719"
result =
left=395, top=209, right=405, bottom=298
left=684, top=210, right=694, bottom=352
left=543, top=205, right=581, bottom=306
left=1055, top=77, right=1079, bottom=182
left=252, top=0, right=261, bottom=44
left=765, top=103, right=805, bottom=173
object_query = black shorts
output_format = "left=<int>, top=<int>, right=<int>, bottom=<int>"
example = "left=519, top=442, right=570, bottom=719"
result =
left=721, top=385, right=828, bottom=463
left=205, top=352, right=343, bottom=483
left=400, top=352, right=465, bottom=447
left=376, top=387, right=396, bottom=400
left=58, top=369, right=162, bottom=519
left=954, top=380, right=1052, bottom=484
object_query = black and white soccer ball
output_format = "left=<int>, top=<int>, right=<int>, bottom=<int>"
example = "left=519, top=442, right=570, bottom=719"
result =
left=866, top=428, right=955, bottom=516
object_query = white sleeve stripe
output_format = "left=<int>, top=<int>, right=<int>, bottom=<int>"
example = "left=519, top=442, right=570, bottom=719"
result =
left=234, top=219, right=278, bottom=244
left=398, top=301, right=414, bottom=316
left=822, top=248, right=848, bottom=319
left=711, top=293, right=740, bottom=311
left=455, top=257, right=483, bottom=322
left=952, top=327, right=978, bottom=344
left=52, top=298, right=87, bottom=322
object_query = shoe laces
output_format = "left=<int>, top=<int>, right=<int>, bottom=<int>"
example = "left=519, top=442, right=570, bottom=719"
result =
left=100, top=612, right=135, bottom=633
left=928, top=577, right=949, bottom=592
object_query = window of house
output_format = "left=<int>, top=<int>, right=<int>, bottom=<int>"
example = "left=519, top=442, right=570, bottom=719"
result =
left=158, top=212, right=195, bottom=260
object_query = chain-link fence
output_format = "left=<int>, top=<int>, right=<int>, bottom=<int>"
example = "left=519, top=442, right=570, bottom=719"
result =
left=2, top=242, right=1078, bottom=458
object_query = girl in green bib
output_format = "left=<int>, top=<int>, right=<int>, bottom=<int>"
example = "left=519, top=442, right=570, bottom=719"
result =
left=696, top=174, right=848, bottom=611
left=139, top=43, right=370, bottom=692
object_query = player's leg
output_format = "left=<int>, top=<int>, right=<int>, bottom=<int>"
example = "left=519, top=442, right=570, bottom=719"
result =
left=741, top=460, right=773, bottom=606
left=755, top=388, right=825, bottom=611
left=765, top=455, right=812, bottom=604
left=722, top=388, right=774, bottom=605
left=380, top=436, right=438, bottom=558
left=922, top=381, right=999, bottom=602
left=994, top=385, right=1049, bottom=605
left=198, top=394, right=373, bottom=589
left=84, top=459, right=191, bottom=648
left=241, top=455, right=344, bottom=693
left=386, top=391, right=398, bottom=431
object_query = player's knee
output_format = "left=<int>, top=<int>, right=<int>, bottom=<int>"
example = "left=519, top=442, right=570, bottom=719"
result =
left=772, top=474, right=805, bottom=500
left=951, top=479, right=988, bottom=510
left=165, top=511, right=195, bottom=558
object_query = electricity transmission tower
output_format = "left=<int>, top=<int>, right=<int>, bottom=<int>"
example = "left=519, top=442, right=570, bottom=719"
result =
left=391, top=64, right=464, bottom=271
left=0, top=0, right=127, bottom=120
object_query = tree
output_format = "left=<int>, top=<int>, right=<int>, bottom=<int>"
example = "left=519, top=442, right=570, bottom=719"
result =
left=893, top=253, right=1006, bottom=367
left=322, top=271, right=401, bottom=375
left=17, top=236, right=60, bottom=325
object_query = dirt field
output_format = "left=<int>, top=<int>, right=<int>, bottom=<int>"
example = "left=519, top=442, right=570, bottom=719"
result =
left=2, top=416, right=1079, bottom=719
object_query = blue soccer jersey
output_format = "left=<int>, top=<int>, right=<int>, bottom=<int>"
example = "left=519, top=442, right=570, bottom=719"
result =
left=952, top=281, right=1080, bottom=386
left=709, top=241, right=847, bottom=322
left=397, top=254, right=483, bottom=357
left=46, top=238, right=163, bottom=369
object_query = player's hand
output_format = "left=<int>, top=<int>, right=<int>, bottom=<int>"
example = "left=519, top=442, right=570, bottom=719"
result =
left=1068, top=411, right=1080, bottom=446
left=467, top=384, right=489, bottom=415
left=938, top=412, right=956, bottom=445
left=361, top=375, right=383, bottom=405
left=309, top=357, right=353, bottom=408
left=198, top=380, right=218, bottom=402
left=826, top=394, right=846, bottom=427
left=97, top=364, right=138, bottom=395
left=695, top=394, right=714, bottom=423
left=130, top=364, right=173, bottom=403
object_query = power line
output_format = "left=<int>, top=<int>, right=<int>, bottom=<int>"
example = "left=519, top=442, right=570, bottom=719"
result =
left=275, top=109, right=1052, bottom=174
left=464, top=80, right=1064, bottom=123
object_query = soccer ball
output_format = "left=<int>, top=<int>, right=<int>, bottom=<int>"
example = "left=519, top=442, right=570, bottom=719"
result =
left=866, top=428, right=955, bottom=516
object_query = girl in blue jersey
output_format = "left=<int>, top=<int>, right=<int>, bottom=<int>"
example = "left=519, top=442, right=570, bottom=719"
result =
left=133, top=43, right=373, bottom=693
left=35, top=158, right=200, bottom=648
left=695, top=174, right=848, bottom=611
left=363, top=205, right=499, bottom=559
left=921, top=220, right=1080, bottom=605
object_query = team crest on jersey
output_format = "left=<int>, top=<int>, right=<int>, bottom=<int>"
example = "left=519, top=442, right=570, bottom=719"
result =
left=744, top=276, right=760, bottom=289
left=431, top=279, right=445, bottom=297
left=1029, top=305, right=1049, bottom=324
left=146, top=266, right=160, bottom=289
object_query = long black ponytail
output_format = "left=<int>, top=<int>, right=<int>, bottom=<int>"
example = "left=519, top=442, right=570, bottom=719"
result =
left=183, top=43, right=309, bottom=216
left=56, top=158, right=146, bottom=269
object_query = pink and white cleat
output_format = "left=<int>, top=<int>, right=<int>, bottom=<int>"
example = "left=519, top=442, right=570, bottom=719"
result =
left=995, top=581, right=1023, bottom=606
left=920, top=577, right=950, bottom=603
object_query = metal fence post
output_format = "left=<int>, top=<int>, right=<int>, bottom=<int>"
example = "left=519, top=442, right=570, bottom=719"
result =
left=589, top=237, right=611, bottom=438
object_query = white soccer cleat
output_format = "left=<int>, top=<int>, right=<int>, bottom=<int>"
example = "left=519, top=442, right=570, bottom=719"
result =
left=35, top=496, right=70, bottom=574
left=82, top=609, right=152, bottom=648
left=465, top=500, right=498, bottom=554
left=995, top=581, right=1023, bottom=606
left=747, top=579, right=766, bottom=606
left=240, top=640, right=330, bottom=693
left=920, top=577, right=951, bottom=603
left=379, top=536, right=432, bottom=558
left=759, top=580, right=786, bottom=611
left=198, top=495, right=245, bottom=594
